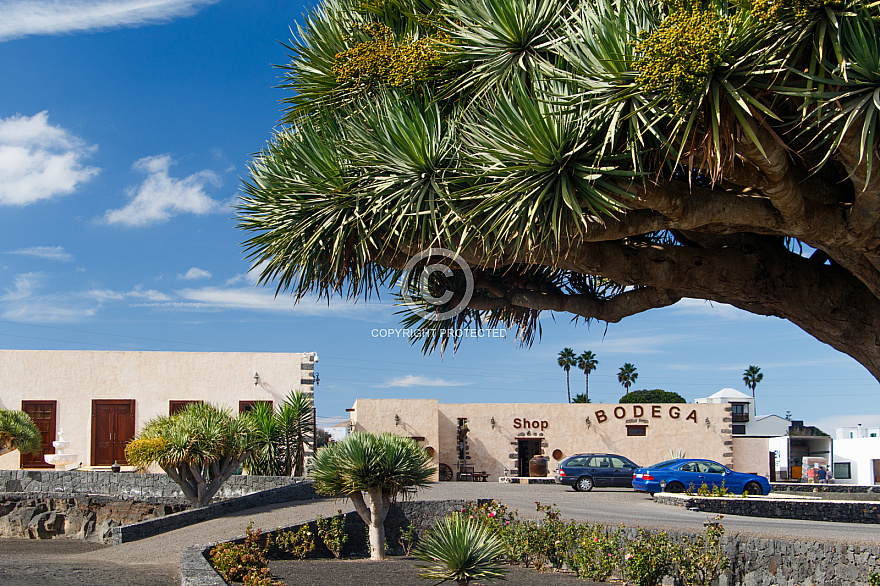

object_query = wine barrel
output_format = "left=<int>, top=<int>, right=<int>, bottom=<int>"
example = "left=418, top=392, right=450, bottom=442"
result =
left=528, top=454, right=548, bottom=478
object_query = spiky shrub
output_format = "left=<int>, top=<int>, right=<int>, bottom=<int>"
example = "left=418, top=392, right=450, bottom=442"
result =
left=309, top=432, right=434, bottom=560
left=0, top=410, right=42, bottom=457
left=125, top=402, right=257, bottom=507
left=415, top=514, right=508, bottom=584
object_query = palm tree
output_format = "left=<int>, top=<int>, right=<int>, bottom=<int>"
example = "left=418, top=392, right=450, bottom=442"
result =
left=0, top=410, right=41, bottom=457
left=244, top=390, right=315, bottom=477
left=310, top=432, right=434, bottom=560
left=743, top=365, right=764, bottom=406
left=576, top=350, right=599, bottom=403
left=557, top=348, right=577, bottom=403
left=125, top=403, right=257, bottom=507
left=617, top=363, right=638, bottom=396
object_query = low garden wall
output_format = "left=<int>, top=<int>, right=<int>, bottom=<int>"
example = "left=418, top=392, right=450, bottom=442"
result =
left=655, top=492, right=880, bottom=523
left=181, top=498, right=880, bottom=586
left=108, top=480, right=318, bottom=545
left=181, top=499, right=478, bottom=586
left=771, top=482, right=879, bottom=494
left=0, top=470, right=299, bottom=502
left=0, top=493, right=186, bottom=541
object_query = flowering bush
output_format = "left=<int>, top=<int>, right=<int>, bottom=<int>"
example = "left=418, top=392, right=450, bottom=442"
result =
left=620, top=527, right=676, bottom=586
left=272, top=524, right=315, bottom=559
left=210, top=523, right=270, bottom=583
left=316, top=511, right=347, bottom=559
left=568, top=524, right=621, bottom=581
left=676, top=517, right=730, bottom=586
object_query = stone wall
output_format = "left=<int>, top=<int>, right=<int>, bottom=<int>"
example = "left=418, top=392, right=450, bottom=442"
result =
left=0, top=470, right=301, bottom=503
left=655, top=492, right=880, bottom=523
left=772, top=482, right=879, bottom=494
left=109, top=480, right=318, bottom=544
left=0, top=493, right=186, bottom=541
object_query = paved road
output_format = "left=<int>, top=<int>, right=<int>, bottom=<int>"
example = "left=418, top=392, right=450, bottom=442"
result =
left=416, top=482, right=880, bottom=545
left=1, top=482, right=877, bottom=585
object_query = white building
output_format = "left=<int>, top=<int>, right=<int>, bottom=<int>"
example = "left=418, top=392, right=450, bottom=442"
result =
left=0, top=350, right=317, bottom=470
left=694, top=388, right=790, bottom=438
left=832, top=426, right=880, bottom=485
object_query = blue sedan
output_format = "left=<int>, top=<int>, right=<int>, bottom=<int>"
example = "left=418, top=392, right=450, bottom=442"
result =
left=632, top=458, right=771, bottom=496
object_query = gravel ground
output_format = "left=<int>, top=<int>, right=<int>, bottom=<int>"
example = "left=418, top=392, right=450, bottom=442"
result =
left=0, top=538, right=177, bottom=586
left=269, top=557, right=613, bottom=586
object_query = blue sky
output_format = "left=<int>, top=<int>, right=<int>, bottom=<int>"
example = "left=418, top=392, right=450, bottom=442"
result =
left=0, top=0, right=877, bottom=434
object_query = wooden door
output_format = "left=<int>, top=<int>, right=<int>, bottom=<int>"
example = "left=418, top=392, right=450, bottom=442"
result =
left=20, top=400, right=56, bottom=468
left=517, top=438, right=541, bottom=477
left=91, top=400, right=135, bottom=466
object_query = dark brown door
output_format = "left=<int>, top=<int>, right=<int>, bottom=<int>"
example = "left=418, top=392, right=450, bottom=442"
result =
left=20, top=400, right=56, bottom=469
left=517, top=438, right=542, bottom=477
left=239, top=400, right=272, bottom=413
left=91, top=400, right=135, bottom=466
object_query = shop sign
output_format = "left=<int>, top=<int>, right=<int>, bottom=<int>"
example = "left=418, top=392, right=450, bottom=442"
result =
left=513, top=418, right=549, bottom=431
left=594, top=405, right=699, bottom=424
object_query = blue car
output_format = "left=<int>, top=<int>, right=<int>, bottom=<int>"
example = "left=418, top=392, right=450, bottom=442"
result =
left=632, top=458, right=771, bottom=496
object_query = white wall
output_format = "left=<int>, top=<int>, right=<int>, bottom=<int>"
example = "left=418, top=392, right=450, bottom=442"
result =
left=0, top=350, right=312, bottom=470
left=833, top=437, right=880, bottom=485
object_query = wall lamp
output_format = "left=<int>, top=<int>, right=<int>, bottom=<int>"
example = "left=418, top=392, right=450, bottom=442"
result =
left=254, top=372, right=260, bottom=386
left=585, top=416, right=591, bottom=429
left=394, top=414, right=400, bottom=426
left=491, top=417, right=496, bottom=429
left=705, top=417, right=711, bottom=429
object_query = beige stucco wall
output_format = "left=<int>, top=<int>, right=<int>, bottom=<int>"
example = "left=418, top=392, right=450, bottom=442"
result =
left=350, top=399, right=733, bottom=481
left=350, top=399, right=440, bottom=481
left=732, top=436, right=770, bottom=476
left=0, top=350, right=312, bottom=470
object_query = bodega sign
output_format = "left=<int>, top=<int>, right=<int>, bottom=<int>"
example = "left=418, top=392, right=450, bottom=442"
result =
left=593, top=405, right=699, bottom=424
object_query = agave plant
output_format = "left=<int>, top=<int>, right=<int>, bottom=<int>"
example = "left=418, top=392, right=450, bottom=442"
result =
left=125, top=402, right=257, bottom=507
left=0, top=410, right=42, bottom=457
left=415, top=513, right=508, bottom=584
left=309, top=432, right=434, bottom=560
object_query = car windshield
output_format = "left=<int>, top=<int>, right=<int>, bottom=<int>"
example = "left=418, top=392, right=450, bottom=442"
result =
left=647, top=459, right=681, bottom=469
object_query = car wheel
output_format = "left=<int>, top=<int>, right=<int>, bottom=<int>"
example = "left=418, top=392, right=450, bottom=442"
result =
left=575, top=476, right=594, bottom=492
left=744, top=482, right=763, bottom=496
left=665, top=482, right=685, bottom=493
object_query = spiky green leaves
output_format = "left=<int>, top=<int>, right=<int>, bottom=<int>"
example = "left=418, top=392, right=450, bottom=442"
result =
left=125, top=403, right=256, bottom=469
left=0, top=410, right=42, bottom=456
left=415, top=514, right=508, bottom=584
left=309, top=432, right=434, bottom=497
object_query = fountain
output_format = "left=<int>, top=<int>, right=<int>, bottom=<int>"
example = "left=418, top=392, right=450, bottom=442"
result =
left=44, top=428, right=78, bottom=470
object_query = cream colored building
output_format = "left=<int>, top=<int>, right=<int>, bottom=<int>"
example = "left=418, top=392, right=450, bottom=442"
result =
left=348, top=398, right=766, bottom=481
left=0, top=350, right=317, bottom=470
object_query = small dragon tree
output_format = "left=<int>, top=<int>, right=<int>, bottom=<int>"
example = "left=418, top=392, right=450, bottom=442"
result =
left=0, top=410, right=42, bottom=457
left=309, top=432, right=434, bottom=560
left=125, top=402, right=257, bottom=507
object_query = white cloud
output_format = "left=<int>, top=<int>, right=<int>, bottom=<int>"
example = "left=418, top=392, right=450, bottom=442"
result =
left=87, top=286, right=170, bottom=303
left=0, top=0, right=221, bottom=42
left=373, top=374, right=471, bottom=388
left=103, top=154, right=224, bottom=227
left=0, top=272, right=97, bottom=322
left=0, top=111, right=99, bottom=205
left=169, top=287, right=385, bottom=318
left=7, top=246, right=73, bottom=261
left=671, top=298, right=765, bottom=321
left=179, top=267, right=211, bottom=280
left=593, top=334, right=688, bottom=355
